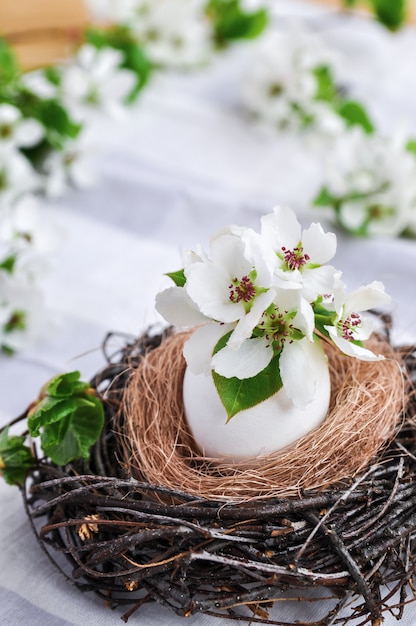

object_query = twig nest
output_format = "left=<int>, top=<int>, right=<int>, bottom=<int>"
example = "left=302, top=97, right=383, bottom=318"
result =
left=121, top=329, right=405, bottom=501
left=183, top=340, right=331, bottom=460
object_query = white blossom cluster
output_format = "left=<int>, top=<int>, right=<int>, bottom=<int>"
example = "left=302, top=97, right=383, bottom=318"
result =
left=241, top=24, right=345, bottom=135
left=156, top=207, right=390, bottom=411
left=314, top=128, right=416, bottom=237
left=0, top=195, right=61, bottom=353
left=0, top=45, right=137, bottom=353
left=85, top=0, right=214, bottom=68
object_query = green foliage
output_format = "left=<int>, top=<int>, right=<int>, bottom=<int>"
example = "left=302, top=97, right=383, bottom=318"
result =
left=0, top=38, right=20, bottom=87
left=312, top=300, right=337, bottom=339
left=406, top=139, right=416, bottom=156
left=342, top=0, right=407, bottom=30
left=370, top=0, right=407, bottom=31
left=337, top=100, right=375, bottom=134
left=213, top=355, right=283, bottom=420
left=28, top=371, right=104, bottom=467
left=85, top=27, right=152, bottom=102
left=19, top=93, right=82, bottom=150
left=313, top=186, right=337, bottom=208
left=313, top=66, right=338, bottom=103
left=206, top=0, right=268, bottom=47
left=0, top=255, right=17, bottom=274
left=0, top=427, right=34, bottom=486
left=166, top=269, right=186, bottom=287
left=211, top=332, right=283, bottom=420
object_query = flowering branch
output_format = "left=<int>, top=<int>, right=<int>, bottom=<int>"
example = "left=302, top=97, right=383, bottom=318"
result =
left=156, top=207, right=391, bottom=419
left=313, top=129, right=416, bottom=237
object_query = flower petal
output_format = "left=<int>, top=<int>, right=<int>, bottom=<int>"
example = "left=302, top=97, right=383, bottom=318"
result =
left=185, top=261, right=245, bottom=323
left=344, top=281, right=391, bottom=316
left=155, top=286, right=209, bottom=326
left=212, top=336, right=273, bottom=379
left=280, top=338, right=328, bottom=407
left=325, top=325, right=385, bottom=361
left=227, top=289, right=276, bottom=349
left=184, top=323, right=234, bottom=375
left=302, top=222, right=337, bottom=264
left=261, top=206, right=301, bottom=252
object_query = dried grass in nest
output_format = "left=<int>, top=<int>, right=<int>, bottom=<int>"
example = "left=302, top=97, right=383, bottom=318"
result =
left=120, top=329, right=405, bottom=501
left=18, top=324, right=416, bottom=625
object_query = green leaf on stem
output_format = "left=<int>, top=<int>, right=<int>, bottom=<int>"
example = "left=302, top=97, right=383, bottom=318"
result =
left=0, top=427, right=34, bottom=486
left=313, top=186, right=336, bottom=207
left=212, top=354, right=283, bottom=421
left=0, top=254, right=17, bottom=274
left=406, top=139, right=416, bottom=156
left=207, top=0, right=268, bottom=46
left=211, top=331, right=283, bottom=420
left=337, top=100, right=375, bottom=134
left=371, top=0, right=407, bottom=31
left=0, top=38, right=20, bottom=87
left=313, top=66, right=338, bottom=102
left=27, top=371, right=104, bottom=466
left=166, top=269, right=186, bottom=287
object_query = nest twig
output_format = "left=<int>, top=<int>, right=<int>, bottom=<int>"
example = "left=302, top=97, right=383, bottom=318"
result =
left=20, top=320, right=416, bottom=625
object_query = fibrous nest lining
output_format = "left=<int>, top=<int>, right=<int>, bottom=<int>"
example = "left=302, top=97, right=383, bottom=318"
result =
left=120, top=328, right=406, bottom=501
left=19, top=323, right=416, bottom=626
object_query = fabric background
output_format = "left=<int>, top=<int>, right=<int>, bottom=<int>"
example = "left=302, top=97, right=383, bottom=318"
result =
left=1, top=2, right=416, bottom=624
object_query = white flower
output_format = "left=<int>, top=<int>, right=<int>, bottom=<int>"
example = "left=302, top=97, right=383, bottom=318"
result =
left=0, top=104, right=43, bottom=153
left=0, top=149, right=40, bottom=210
left=211, top=284, right=314, bottom=378
left=84, top=0, right=138, bottom=23
left=261, top=206, right=339, bottom=302
left=241, top=24, right=343, bottom=134
left=156, top=207, right=393, bottom=416
left=129, top=0, right=213, bottom=68
left=0, top=271, right=46, bottom=353
left=60, top=45, right=137, bottom=121
left=42, top=131, right=96, bottom=197
left=184, top=227, right=276, bottom=341
left=21, top=70, right=58, bottom=100
left=320, top=128, right=416, bottom=236
left=0, top=194, right=62, bottom=282
left=324, top=281, right=391, bottom=360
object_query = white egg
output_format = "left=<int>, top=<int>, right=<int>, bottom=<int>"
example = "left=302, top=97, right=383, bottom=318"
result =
left=183, top=348, right=331, bottom=461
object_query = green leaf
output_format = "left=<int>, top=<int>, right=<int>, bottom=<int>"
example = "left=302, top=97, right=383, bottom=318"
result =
left=45, top=370, right=90, bottom=398
left=166, top=269, right=186, bottom=287
left=406, top=139, right=416, bottom=156
left=371, top=0, right=406, bottom=30
left=0, top=38, right=20, bottom=86
left=12, top=88, right=82, bottom=151
left=207, top=0, right=268, bottom=46
left=313, top=186, right=336, bottom=207
left=313, top=65, right=338, bottom=102
left=0, top=254, right=17, bottom=274
left=40, top=396, right=104, bottom=466
left=3, top=310, right=26, bottom=334
left=28, top=397, right=79, bottom=437
left=0, top=427, right=34, bottom=486
left=337, top=100, right=375, bottom=134
left=27, top=371, right=105, bottom=466
left=212, top=354, right=283, bottom=420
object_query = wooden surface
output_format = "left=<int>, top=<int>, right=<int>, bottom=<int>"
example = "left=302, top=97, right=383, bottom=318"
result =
left=0, top=0, right=88, bottom=70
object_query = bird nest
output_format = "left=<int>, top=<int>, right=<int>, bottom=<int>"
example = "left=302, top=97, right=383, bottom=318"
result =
left=21, top=316, right=416, bottom=626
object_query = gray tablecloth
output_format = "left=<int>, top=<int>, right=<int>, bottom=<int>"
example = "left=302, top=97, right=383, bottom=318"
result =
left=1, top=2, right=416, bottom=624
